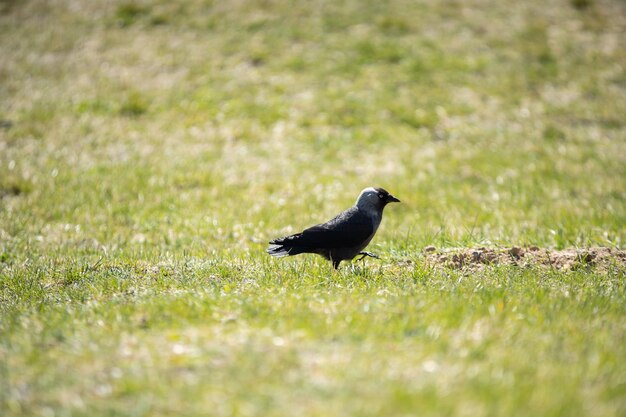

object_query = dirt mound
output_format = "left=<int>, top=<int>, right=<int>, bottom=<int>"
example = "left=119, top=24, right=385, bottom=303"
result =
left=421, top=246, right=626, bottom=271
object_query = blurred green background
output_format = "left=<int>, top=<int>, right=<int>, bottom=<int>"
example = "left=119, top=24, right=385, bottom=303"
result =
left=1, top=0, right=624, bottom=256
left=1, top=1, right=625, bottom=416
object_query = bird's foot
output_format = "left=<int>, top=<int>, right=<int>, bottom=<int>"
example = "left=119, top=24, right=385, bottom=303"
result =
left=356, top=251, right=380, bottom=261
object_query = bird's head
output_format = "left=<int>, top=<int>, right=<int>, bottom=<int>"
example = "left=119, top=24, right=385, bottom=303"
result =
left=356, top=187, right=400, bottom=211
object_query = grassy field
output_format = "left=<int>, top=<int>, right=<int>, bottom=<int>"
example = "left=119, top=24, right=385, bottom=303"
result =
left=1, top=0, right=625, bottom=416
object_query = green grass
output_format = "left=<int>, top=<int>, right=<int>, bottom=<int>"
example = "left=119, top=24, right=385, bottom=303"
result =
left=1, top=0, right=625, bottom=416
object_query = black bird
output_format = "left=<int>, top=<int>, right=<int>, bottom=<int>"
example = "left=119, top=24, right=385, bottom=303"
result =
left=267, top=187, right=400, bottom=269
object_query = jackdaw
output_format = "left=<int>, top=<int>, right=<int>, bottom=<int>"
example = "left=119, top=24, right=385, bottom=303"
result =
left=267, top=187, right=400, bottom=269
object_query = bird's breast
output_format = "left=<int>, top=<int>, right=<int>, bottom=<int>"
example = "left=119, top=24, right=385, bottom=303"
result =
left=365, top=209, right=382, bottom=231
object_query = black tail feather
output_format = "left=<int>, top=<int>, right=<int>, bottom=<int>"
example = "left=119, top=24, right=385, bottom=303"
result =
left=266, top=244, right=308, bottom=258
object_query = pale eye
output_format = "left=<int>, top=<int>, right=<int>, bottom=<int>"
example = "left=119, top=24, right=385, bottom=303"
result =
left=378, top=194, right=384, bottom=199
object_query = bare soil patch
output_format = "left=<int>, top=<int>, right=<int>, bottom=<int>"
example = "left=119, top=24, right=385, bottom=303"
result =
left=421, top=246, right=626, bottom=271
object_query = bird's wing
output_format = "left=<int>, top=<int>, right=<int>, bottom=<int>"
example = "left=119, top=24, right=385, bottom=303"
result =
left=271, top=207, right=374, bottom=249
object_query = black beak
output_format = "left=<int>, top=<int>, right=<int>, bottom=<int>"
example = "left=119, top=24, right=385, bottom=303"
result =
left=386, top=194, right=400, bottom=203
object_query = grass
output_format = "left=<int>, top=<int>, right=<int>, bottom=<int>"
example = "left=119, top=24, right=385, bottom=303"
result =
left=1, top=0, right=625, bottom=416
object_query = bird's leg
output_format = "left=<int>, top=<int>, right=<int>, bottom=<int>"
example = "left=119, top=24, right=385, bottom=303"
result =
left=356, top=251, right=380, bottom=261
